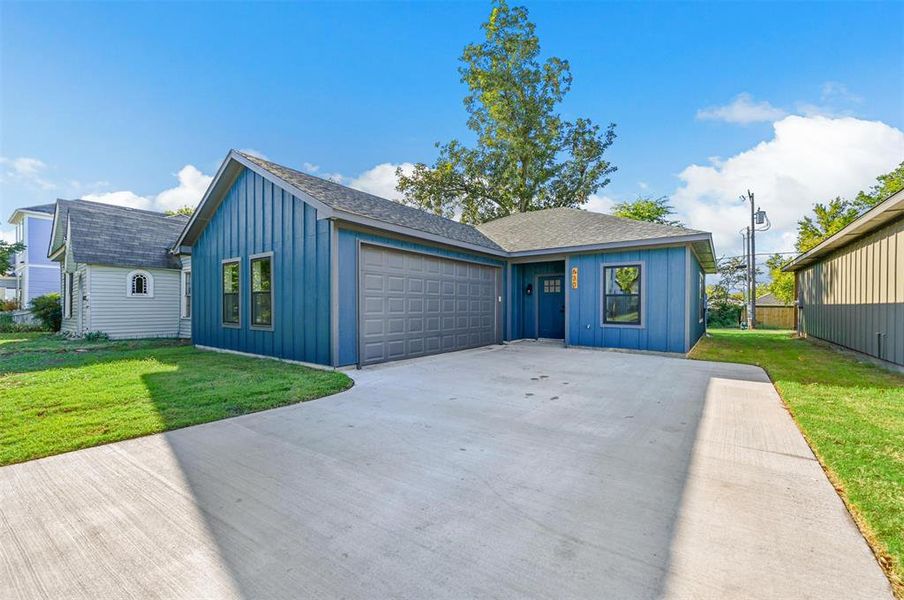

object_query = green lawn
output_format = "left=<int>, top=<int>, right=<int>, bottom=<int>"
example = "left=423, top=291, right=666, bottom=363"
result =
left=691, top=329, right=904, bottom=596
left=0, top=333, right=353, bottom=466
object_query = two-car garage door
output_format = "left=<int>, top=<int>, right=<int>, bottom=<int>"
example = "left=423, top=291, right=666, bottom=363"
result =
left=358, top=244, right=500, bottom=366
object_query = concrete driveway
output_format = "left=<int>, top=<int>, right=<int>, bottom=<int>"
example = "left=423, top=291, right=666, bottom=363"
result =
left=0, top=342, right=892, bottom=599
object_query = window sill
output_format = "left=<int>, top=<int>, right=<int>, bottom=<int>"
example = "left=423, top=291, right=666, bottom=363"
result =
left=222, top=322, right=240, bottom=329
left=600, top=322, right=645, bottom=330
left=250, top=325, right=274, bottom=332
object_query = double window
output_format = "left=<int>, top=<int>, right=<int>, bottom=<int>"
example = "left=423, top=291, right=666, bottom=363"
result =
left=221, top=254, right=273, bottom=328
left=602, top=264, right=642, bottom=326
left=222, top=260, right=240, bottom=326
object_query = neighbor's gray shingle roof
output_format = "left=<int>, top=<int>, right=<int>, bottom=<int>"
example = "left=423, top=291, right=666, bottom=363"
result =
left=58, top=200, right=189, bottom=269
left=21, top=203, right=57, bottom=214
left=475, top=207, right=706, bottom=253
left=238, top=152, right=505, bottom=252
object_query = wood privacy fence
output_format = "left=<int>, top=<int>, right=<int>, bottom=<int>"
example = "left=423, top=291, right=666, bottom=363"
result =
left=741, top=305, right=796, bottom=329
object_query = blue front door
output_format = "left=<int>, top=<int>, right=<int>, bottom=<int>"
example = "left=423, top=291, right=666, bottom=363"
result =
left=537, top=275, right=565, bottom=339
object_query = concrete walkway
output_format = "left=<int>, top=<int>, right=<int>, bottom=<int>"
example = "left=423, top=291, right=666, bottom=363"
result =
left=0, top=342, right=892, bottom=599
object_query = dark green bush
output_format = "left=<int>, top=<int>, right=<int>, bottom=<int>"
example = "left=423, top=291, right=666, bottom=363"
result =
left=707, top=301, right=742, bottom=328
left=29, top=293, right=62, bottom=332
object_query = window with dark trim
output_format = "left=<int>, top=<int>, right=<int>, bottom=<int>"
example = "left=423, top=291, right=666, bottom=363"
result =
left=250, top=255, right=272, bottom=327
left=222, top=260, right=240, bottom=325
left=603, top=265, right=641, bottom=325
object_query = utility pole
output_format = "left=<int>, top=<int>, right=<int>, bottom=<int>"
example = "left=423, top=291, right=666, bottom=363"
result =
left=741, top=190, right=768, bottom=330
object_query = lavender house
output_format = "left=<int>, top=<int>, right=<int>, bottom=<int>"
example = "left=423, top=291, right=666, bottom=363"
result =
left=8, top=204, right=59, bottom=308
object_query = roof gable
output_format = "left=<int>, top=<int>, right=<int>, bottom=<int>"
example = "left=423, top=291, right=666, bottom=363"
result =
left=51, top=199, right=188, bottom=269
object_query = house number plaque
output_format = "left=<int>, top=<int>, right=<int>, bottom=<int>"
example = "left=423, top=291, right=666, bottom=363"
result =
left=571, top=267, right=578, bottom=289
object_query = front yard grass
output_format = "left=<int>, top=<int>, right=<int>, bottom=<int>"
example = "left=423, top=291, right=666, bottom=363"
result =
left=0, top=333, right=353, bottom=466
left=691, top=329, right=904, bottom=596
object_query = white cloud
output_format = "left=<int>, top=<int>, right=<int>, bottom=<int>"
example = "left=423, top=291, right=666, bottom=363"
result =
left=672, top=115, right=904, bottom=256
left=0, top=156, right=56, bottom=190
left=301, top=162, right=320, bottom=173
left=585, top=194, right=616, bottom=214
left=83, top=165, right=212, bottom=213
left=696, top=93, right=787, bottom=125
left=347, top=162, right=415, bottom=200
left=0, top=228, right=15, bottom=244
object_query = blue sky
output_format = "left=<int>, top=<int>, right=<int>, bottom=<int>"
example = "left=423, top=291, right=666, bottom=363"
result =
left=2, top=1, right=903, bottom=257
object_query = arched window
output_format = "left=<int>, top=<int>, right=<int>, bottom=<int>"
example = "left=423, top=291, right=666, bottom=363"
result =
left=126, top=270, right=154, bottom=297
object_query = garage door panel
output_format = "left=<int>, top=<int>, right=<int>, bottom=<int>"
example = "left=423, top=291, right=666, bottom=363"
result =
left=359, top=245, right=499, bottom=366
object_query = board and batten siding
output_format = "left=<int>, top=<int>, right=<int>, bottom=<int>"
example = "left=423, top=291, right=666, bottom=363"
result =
left=191, top=167, right=331, bottom=365
left=797, top=215, right=904, bottom=367
left=87, top=266, right=181, bottom=339
left=566, top=246, right=690, bottom=353
left=508, top=260, right=566, bottom=340
left=686, top=249, right=706, bottom=349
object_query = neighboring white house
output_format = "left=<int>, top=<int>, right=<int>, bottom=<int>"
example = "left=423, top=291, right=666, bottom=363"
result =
left=8, top=203, right=59, bottom=309
left=48, top=199, right=191, bottom=339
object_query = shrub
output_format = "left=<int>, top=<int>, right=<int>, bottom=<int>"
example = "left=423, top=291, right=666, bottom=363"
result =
left=0, top=298, right=18, bottom=312
left=707, top=300, right=742, bottom=329
left=83, top=330, right=110, bottom=342
left=0, top=313, right=46, bottom=333
left=29, top=293, right=62, bottom=332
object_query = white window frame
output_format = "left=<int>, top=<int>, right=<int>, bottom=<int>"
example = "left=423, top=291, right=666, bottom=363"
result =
left=126, top=270, right=154, bottom=298
left=64, top=272, right=74, bottom=318
left=600, top=260, right=646, bottom=329
left=249, top=251, right=274, bottom=331
left=181, top=268, right=192, bottom=318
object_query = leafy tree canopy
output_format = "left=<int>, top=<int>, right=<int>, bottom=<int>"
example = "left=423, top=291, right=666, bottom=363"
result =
left=165, top=206, right=194, bottom=216
left=764, top=253, right=794, bottom=304
left=795, top=162, right=904, bottom=253
left=611, top=195, right=681, bottom=226
left=853, top=160, right=904, bottom=212
left=396, top=0, right=616, bottom=224
left=1, top=241, right=25, bottom=276
left=795, top=197, right=859, bottom=253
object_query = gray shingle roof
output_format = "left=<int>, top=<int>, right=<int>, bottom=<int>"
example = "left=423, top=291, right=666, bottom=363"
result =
left=238, top=152, right=505, bottom=252
left=475, top=207, right=706, bottom=253
left=58, top=200, right=189, bottom=269
left=21, top=203, right=56, bottom=214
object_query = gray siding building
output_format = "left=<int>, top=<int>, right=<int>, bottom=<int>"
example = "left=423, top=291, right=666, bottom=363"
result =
left=784, top=188, right=904, bottom=368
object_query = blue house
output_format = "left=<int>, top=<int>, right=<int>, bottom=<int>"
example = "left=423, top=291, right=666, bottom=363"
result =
left=175, top=151, right=715, bottom=367
left=8, top=204, right=59, bottom=309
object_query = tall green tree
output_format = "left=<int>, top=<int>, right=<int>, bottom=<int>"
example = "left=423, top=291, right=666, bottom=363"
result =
left=165, top=206, right=194, bottom=217
left=396, top=0, right=616, bottom=223
left=611, top=196, right=681, bottom=226
left=853, top=160, right=904, bottom=211
left=795, top=197, right=859, bottom=253
left=794, top=162, right=904, bottom=253
left=764, top=253, right=794, bottom=304
left=1, top=241, right=25, bottom=275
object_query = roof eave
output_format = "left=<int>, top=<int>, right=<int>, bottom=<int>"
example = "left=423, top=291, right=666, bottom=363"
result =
left=506, top=232, right=717, bottom=271
left=331, top=212, right=507, bottom=257
left=783, top=188, right=904, bottom=272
